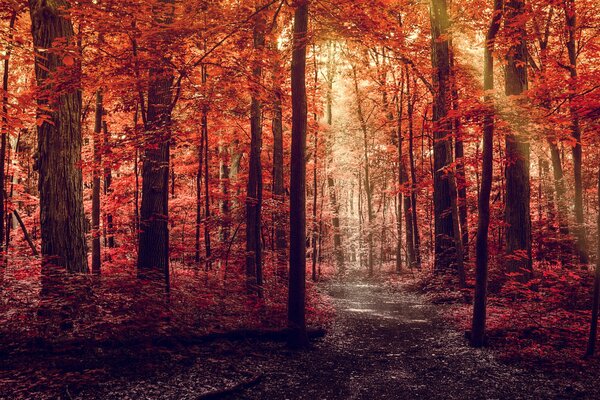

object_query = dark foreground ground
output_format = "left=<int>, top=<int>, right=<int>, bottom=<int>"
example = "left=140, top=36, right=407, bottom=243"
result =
left=6, top=281, right=600, bottom=399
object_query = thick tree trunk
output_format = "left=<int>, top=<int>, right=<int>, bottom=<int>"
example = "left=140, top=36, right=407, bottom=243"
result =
left=92, top=90, right=102, bottom=274
left=288, top=0, right=309, bottom=349
left=470, top=0, right=503, bottom=348
left=137, top=0, right=175, bottom=283
left=564, top=0, right=588, bottom=265
left=246, top=11, right=265, bottom=294
left=430, top=0, right=456, bottom=273
left=504, top=0, right=532, bottom=280
left=29, top=0, right=88, bottom=273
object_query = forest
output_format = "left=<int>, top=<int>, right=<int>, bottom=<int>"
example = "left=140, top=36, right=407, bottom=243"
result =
left=1, top=0, right=600, bottom=398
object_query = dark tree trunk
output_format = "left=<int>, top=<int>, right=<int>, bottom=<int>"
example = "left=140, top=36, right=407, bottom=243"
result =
left=406, top=72, right=422, bottom=268
left=471, top=0, right=503, bottom=348
left=564, top=0, right=588, bottom=265
left=0, top=12, right=16, bottom=257
left=137, top=0, right=175, bottom=284
left=203, top=94, right=211, bottom=270
left=246, top=10, right=265, bottom=294
left=29, top=0, right=88, bottom=273
left=102, top=121, right=114, bottom=248
left=92, top=90, right=102, bottom=274
left=430, top=0, right=456, bottom=273
left=395, top=70, right=405, bottom=273
left=272, top=55, right=287, bottom=278
left=504, top=0, right=532, bottom=280
left=288, top=0, right=309, bottom=349
left=195, top=113, right=204, bottom=265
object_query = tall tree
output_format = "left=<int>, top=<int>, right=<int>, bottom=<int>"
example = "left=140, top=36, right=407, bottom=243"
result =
left=429, top=0, right=456, bottom=274
left=288, top=0, right=309, bottom=349
left=471, top=0, right=503, bottom=348
left=585, top=168, right=600, bottom=356
left=504, top=0, right=532, bottom=280
left=29, top=0, right=88, bottom=273
left=563, top=0, right=588, bottom=265
left=92, top=90, right=102, bottom=274
left=246, top=4, right=265, bottom=294
left=137, top=0, right=175, bottom=283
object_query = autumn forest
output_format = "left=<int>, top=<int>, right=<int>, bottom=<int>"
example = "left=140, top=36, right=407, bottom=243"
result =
left=1, top=0, right=600, bottom=398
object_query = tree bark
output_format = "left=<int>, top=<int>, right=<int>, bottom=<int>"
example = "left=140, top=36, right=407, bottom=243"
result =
left=0, top=11, right=16, bottom=257
left=29, top=0, right=88, bottom=273
left=272, top=56, right=287, bottom=278
left=137, top=0, right=175, bottom=284
left=246, top=8, right=265, bottom=294
left=504, top=0, right=532, bottom=280
left=288, top=0, right=309, bottom=349
left=564, top=0, right=588, bottom=265
left=471, top=0, right=503, bottom=348
left=92, top=90, right=102, bottom=274
left=430, top=0, right=456, bottom=273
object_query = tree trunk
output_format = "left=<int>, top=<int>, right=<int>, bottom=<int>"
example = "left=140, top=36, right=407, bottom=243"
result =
left=430, top=0, right=456, bottom=273
left=246, top=10, right=265, bottom=295
left=504, top=0, right=532, bottom=280
left=0, top=11, right=16, bottom=257
left=92, top=90, right=102, bottom=274
left=311, top=49, right=319, bottom=282
left=272, top=59, right=287, bottom=278
left=352, top=66, right=374, bottom=276
left=102, top=122, right=114, bottom=248
left=325, top=43, right=344, bottom=273
left=406, top=72, right=422, bottom=268
left=564, top=0, right=588, bottom=265
left=29, top=0, right=88, bottom=273
left=195, top=114, right=205, bottom=265
left=288, top=0, right=309, bottom=349
left=470, top=0, right=503, bottom=348
left=137, top=0, right=175, bottom=284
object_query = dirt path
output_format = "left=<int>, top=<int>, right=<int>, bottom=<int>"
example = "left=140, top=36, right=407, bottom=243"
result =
left=235, top=281, right=594, bottom=400
left=77, top=281, right=597, bottom=400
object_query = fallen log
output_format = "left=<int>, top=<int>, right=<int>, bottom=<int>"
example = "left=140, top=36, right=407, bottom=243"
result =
left=196, top=373, right=263, bottom=400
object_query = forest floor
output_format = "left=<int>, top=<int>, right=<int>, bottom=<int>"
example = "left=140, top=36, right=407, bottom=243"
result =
left=5, top=278, right=600, bottom=399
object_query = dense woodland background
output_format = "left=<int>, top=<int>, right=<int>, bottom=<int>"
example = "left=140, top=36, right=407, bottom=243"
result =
left=1, top=0, right=600, bottom=396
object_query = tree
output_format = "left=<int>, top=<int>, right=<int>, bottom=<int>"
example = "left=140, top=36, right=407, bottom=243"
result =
left=563, top=0, right=588, bottom=265
left=29, top=0, right=88, bottom=273
left=246, top=4, right=266, bottom=294
left=429, top=0, right=456, bottom=274
left=288, top=0, right=309, bottom=349
left=137, top=0, right=175, bottom=284
left=471, top=0, right=503, bottom=348
left=504, top=0, right=532, bottom=280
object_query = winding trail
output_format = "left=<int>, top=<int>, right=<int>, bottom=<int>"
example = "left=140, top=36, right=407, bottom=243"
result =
left=236, top=281, right=593, bottom=400
left=79, top=280, right=597, bottom=399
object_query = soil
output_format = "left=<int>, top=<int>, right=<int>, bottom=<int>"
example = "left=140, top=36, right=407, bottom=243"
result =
left=4, top=280, right=599, bottom=399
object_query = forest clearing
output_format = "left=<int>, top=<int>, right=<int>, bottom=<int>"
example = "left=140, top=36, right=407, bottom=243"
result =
left=0, top=0, right=599, bottom=398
